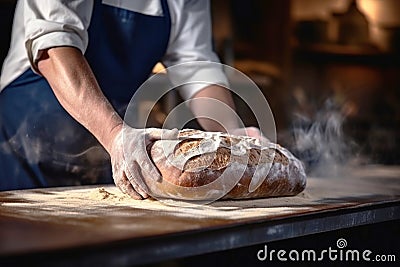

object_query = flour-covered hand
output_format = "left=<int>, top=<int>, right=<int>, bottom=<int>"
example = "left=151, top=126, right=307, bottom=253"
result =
left=230, top=127, right=269, bottom=144
left=110, top=126, right=178, bottom=199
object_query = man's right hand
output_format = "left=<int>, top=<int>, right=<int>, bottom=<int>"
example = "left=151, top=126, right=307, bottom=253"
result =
left=110, top=126, right=178, bottom=199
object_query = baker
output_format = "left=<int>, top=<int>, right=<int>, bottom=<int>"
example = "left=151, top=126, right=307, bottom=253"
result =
left=0, top=0, right=263, bottom=199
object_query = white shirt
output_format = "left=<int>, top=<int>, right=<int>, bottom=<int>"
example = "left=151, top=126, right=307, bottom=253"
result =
left=0, top=0, right=228, bottom=99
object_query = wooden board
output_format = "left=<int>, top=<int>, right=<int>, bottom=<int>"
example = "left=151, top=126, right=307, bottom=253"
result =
left=0, top=165, right=399, bottom=264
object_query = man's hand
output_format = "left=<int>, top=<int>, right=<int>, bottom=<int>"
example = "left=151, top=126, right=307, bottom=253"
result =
left=230, top=127, right=270, bottom=144
left=110, top=126, right=178, bottom=199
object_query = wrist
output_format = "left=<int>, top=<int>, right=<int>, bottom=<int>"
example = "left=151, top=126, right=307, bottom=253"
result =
left=103, top=116, right=124, bottom=154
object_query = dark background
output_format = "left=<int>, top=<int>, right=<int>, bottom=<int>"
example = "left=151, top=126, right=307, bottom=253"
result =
left=0, top=1, right=398, bottom=266
left=210, top=0, right=400, bottom=165
left=1, top=0, right=399, bottom=164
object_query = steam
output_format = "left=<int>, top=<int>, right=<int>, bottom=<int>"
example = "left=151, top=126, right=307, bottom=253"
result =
left=0, top=113, right=110, bottom=186
left=290, top=98, right=357, bottom=177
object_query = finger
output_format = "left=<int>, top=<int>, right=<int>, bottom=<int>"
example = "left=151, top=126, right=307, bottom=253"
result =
left=115, top=173, right=143, bottom=200
left=245, top=127, right=262, bottom=138
left=124, top=183, right=144, bottom=200
left=126, top=161, right=150, bottom=198
left=162, top=128, right=179, bottom=140
left=147, top=128, right=179, bottom=141
left=140, top=158, right=163, bottom=182
left=127, top=177, right=149, bottom=199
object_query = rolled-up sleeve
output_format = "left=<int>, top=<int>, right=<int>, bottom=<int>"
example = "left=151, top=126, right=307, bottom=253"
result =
left=24, top=0, right=94, bottom=72
left=163, top=0, right=229, bottom=100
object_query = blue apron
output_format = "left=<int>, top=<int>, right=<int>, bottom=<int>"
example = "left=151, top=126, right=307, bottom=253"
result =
left=0, top=0, right=171, bottom=190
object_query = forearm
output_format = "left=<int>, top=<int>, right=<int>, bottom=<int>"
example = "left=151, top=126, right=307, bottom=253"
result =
left=190, top=85, right=239, bottom=132
left=37, top=46, right=122, bottom=153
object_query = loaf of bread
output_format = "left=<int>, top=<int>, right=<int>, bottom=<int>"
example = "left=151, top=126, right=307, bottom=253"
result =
left=148, top=129, right=306, bottom=201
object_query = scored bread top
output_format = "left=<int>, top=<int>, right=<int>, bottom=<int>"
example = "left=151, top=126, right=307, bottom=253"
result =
left=176, top=140, right=290, bottom=172
left=149, top=129, right=306, bottom=198
left=156, top=129, right=289, bottom=173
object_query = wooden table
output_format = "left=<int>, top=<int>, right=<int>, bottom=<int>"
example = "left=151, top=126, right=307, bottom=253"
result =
left=0, top=165, right=399, bottom=266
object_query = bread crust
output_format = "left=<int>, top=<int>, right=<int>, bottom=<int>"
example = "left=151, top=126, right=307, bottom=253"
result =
left=149, top=129, right=306, bottom=200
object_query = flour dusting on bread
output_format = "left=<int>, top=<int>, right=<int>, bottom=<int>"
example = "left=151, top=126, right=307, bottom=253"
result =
left=149, top=129, right=306, bottom=200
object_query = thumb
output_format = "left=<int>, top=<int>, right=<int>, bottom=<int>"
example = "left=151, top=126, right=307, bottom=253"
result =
left=146, top=128, right=179, bottom=140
